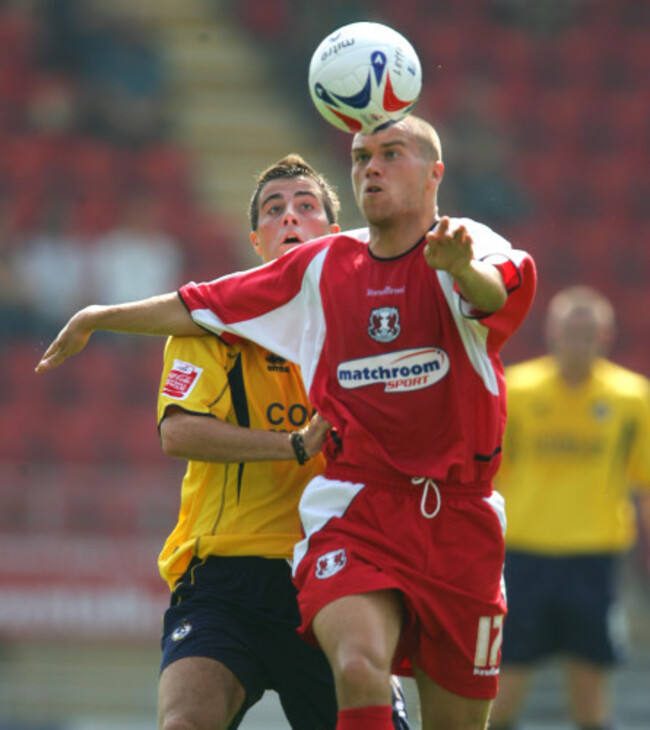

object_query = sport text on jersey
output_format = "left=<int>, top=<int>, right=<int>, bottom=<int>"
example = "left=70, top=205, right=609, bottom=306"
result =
left=337, top=347, right=449, bottom=393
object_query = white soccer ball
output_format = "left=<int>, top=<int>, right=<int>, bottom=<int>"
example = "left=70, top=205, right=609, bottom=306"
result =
left=308, top=22, right=422, bottom=134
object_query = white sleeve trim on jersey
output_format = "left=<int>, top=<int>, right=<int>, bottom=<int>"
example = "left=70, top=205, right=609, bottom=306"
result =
left=436, top=270, right=499, bottom=395
left=297, top=248, right=329, bottom=392
left=188, top=248, right=329, bottom=393
left=451, top=217, right=513, bottom=258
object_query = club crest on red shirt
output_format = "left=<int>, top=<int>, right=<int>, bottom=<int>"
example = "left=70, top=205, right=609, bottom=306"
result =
left=368, top=306, right=401, bottom=343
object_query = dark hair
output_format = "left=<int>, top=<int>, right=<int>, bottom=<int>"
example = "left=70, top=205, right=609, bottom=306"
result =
left=248, top=154, right=340, bottom=230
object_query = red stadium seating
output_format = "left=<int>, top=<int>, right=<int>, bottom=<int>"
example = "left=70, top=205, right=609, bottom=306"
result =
left=133, top=143, right=192, bottom=195
left=3, top=0, right=650, bottom=487
left=68, top=137, right=127, bottom=195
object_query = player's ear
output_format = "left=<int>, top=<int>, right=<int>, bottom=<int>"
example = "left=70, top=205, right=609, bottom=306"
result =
left=431, top=160, right=444, bottom=185
left=250, top=231, right=262, bottom=256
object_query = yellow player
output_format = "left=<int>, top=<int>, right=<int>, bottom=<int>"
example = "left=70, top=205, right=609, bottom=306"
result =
left=155, top=155, right=409, bottom=730
left=491, top=285, right=650, bottom=730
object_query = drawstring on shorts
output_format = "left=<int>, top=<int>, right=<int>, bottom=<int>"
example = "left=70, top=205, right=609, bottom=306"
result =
left=411, top=477, right=441, bottom=519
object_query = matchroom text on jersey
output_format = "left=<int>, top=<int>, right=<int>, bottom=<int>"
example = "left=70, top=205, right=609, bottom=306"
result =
left=337, top=347, right=449, bottom=393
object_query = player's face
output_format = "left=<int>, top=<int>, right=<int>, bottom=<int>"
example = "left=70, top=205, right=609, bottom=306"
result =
left=548, top=307, right=608, bottom=370
left=250, top=177, right=339, bottom=262
left=351, top=123, right=440, bottom=227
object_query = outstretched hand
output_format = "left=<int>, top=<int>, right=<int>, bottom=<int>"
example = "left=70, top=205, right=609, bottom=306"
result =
left=34, top=307, right=95, bottom=373
left=423, top=217, right=473, bottom=277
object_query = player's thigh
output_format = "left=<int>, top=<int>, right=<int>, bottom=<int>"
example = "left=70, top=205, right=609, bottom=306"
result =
left=158, top=656, right=246, bottom=730
left=501, top=551, right=554, bottom=661
left=561, top=555, right=622, bottom=663
left=414, top=665, right=491, bottom=730
left=313, top=589, right=404, bottom=672
left=488, top=665, right=534, bottom=723
left=269, top=621, right=337, bottom=730
left=566, top=658, right=611, bottom=725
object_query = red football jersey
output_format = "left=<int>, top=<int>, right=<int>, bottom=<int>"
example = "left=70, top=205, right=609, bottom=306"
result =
left=179, top=219, right=536, bottom=488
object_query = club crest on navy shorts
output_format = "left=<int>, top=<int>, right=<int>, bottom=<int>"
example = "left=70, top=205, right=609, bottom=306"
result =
left=171, top=620, right=192, bottom=642
left=315, top=548, right=347, bottom=579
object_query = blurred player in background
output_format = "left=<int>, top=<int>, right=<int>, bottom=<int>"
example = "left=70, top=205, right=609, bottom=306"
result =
left=490, top=286, right=650, bottom=730
left=36, top=116, right=536, bottom=730
left=155, top=155, right=409, bottom=730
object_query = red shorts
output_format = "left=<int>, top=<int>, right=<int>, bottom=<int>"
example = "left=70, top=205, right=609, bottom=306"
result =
left=292, top=474, right=507, bottom=700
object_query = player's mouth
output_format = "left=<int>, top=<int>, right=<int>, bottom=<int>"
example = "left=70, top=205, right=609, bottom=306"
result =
left=364, top=184, right=384, bottom=195
left=281, top=232, right=304, bottom=245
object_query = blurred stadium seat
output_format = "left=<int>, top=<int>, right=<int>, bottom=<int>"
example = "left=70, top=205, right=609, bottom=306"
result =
left=1, top=0, right=648, bottom=536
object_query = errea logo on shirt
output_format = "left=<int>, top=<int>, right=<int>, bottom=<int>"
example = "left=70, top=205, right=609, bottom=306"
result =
left=337, top=348, right=449, bottom=393
left=162, top=359, right=203, bottom=400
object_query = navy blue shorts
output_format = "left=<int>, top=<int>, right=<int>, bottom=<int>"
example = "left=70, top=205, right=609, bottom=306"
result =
left=501, top=550, right=627, bottom=665
left=160, top=555, right=337, bottom=730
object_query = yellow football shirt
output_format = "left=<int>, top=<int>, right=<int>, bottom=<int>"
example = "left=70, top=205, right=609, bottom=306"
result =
left=156, top=335, right=325, bottom=590
left=496, top=356, right=650, bottom=554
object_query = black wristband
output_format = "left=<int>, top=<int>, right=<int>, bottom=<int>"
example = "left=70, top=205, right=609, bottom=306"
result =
left=290, top=431, right=309, bottom=465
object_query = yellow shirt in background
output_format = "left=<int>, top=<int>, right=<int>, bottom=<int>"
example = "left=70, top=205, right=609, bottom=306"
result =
left=156, top=335, right=325, bottom=590
left=496, top=356, right=650, bottom=554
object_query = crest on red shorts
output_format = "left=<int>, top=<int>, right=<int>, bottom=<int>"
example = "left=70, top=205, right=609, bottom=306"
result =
left=315, top=548, right=347, bottom=579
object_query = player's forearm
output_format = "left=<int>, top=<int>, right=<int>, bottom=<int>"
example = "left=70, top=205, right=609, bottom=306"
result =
left=453, top=260, right=507, bottom=314
left=77, top=293, right=201, bottom=336
left=160, top=413, right=302, bottom=463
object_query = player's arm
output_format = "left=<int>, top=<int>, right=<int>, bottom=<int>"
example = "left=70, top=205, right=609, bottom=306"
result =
left=35, top=293, right=204, bottom=373
left=424, top=216, right=507, bottom=313
left=160, top=408, right=330, bottom=463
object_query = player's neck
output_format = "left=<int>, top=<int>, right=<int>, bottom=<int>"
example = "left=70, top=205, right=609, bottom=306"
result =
left=368, top=216, right=431, bottom=259
left=558, top=362, right=593, bottom=388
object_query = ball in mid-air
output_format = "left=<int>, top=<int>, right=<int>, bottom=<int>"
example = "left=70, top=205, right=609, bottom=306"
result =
left=308, top=21, right=422, bottom=134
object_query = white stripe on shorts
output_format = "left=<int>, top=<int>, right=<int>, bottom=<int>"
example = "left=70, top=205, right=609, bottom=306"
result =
left=292, top=475, right=365, bottom=576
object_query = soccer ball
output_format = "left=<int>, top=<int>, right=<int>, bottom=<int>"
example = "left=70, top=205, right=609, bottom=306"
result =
left=308, top=22, right=422, bottom=134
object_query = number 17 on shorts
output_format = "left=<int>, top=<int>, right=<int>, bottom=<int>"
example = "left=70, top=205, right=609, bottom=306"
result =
left=474, top=614, right=504, bottom=676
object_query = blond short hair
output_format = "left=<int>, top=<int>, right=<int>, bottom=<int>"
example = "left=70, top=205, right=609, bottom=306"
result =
left=400, top=115, right=443, bottom=162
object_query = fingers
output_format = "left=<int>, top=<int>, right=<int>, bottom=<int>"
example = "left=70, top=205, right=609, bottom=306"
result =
left=426, top=220, right=470, bottom=251
left=35, top=326, right=86, bottom=372
left=453, top=225, right=469, bottom=245
left=424, top=219, right=474, bottom=276
left=301, top=412, right=334, bottom=457
left=34, top=342, right=63, bottom=373
left=309, top=412, right=332, bottom=431
left=435, top=216, right=450, bottom=238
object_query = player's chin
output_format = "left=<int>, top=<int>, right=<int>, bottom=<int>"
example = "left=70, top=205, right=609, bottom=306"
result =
left=362, top=204, right=390, bottom=226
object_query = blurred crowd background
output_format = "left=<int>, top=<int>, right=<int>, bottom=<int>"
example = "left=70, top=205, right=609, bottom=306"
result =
left=0, top=0, right=649, bottom=728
